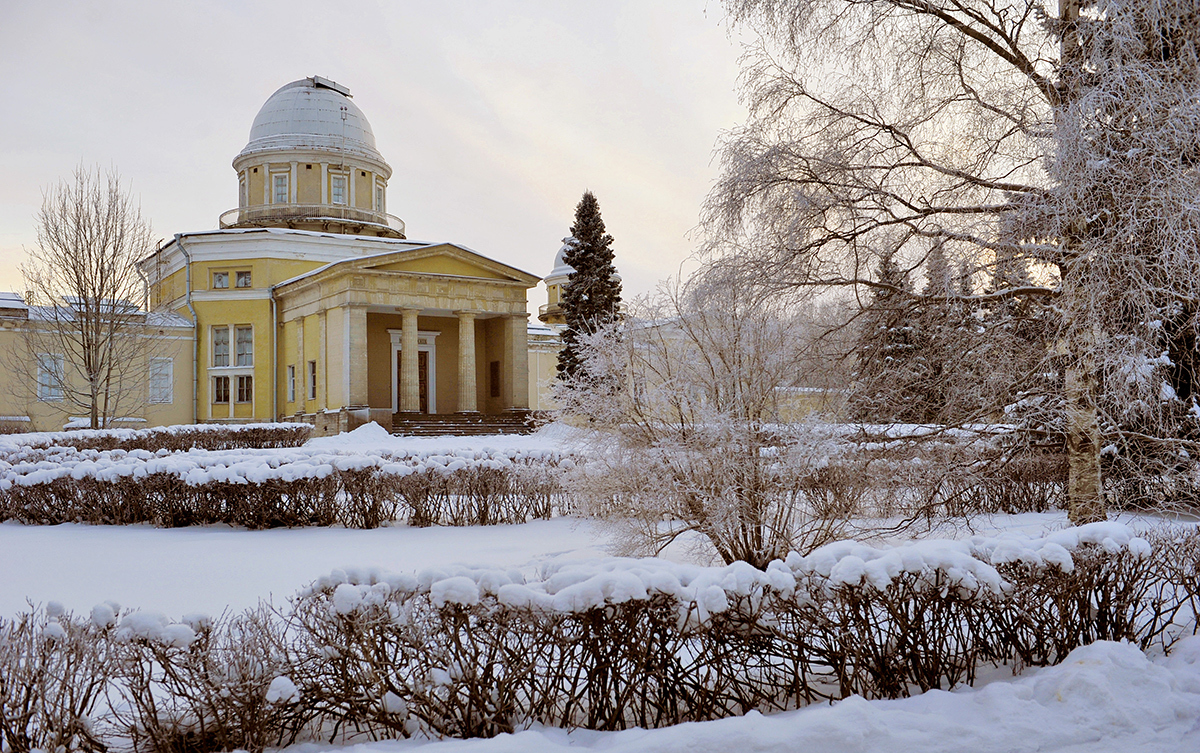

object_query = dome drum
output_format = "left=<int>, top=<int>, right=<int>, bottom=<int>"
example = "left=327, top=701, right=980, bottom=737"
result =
left=218, top=204, right=405, bottom=236
left=223, top=76, right=403, bottom=238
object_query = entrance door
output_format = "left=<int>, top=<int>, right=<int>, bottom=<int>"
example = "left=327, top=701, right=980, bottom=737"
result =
left=418, top=351, right=429, bottom=413
left=395, top=349, right=432, bottom=413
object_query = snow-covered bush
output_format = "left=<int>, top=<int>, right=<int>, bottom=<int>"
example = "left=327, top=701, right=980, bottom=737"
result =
left=0, top=423, right=312, bottom=455
left=0, top=447, right=571, bottom=529
left=0, top=605, right=116, bottom=753
left=3, top=523, right=1197, bottom=746
left=282, top=523, right=1199, bottom=737
left=109, top=607, right=307, bottom=753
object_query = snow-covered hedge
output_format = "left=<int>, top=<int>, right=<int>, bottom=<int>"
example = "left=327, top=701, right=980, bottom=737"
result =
left=4, top=524, right=1197, bottom=751
left=0, top=445, right=571, bottom=528
left=0, top=422, right=312, bottom=454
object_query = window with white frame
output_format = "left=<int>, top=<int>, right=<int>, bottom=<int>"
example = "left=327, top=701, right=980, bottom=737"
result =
left=235, top=326, right=253, bottom=366
left=212, top=271, right=229, bottom=289
left=375, top=184, right=385, bottom=213
left=213, top=376, right=230, bottom=404
left=273, top=173, right=289, bottom=204
left=239, top=177, right=247, bottom=206
left=287, top=365, right=296, bottom=402
left=36, top=354, right=64, bottom=401
left=308, top=360, right=317, bottom=400
left=236, top=271, right=252, bottom=288
left=237, top=375, right=253, bottom=403
left=212, top=327, right=230, bottom=367
left=149, top=357, right=174, bottom=404
left=331, top=174, right=347, bottom=205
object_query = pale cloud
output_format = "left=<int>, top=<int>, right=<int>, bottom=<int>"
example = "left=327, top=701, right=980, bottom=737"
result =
left=0, top=0, right=745, bottom=312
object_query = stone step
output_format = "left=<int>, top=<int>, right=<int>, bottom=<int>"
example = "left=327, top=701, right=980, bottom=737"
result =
left=390, top=411, right=537, bottom=437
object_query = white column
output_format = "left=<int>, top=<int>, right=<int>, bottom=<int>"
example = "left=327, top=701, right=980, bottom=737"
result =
left=455, top=311, right=477, bottom=412
left=400, top=308, right=420, bottom=412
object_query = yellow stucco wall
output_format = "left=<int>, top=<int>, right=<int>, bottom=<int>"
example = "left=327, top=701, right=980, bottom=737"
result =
left=372, top=257, right=509, bottom=280
left=528, top=346, right=560, bottom=410
left=247, top=167, right=265, bottom=206
left=0, top=319, right=194, bottom=432
left=355, top=169, right=372, bottom=210
left=298, top=164, right=321, bottom=204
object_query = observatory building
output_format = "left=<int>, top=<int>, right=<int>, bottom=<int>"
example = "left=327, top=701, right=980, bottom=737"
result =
left=140, top=76, right=551, bottom=434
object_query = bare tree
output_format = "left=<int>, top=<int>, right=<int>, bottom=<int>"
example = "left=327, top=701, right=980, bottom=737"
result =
left=705, top=0, right=1200, bottom=522
left=15, top=166, right=156, bottom=429
left=557, top=262, right=854, bottom=567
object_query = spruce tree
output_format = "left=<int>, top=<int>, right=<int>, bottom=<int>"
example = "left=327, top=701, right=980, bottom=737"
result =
left=556, top=191, right=622, bottom=383
left=848, top=253, right=925, bottom=422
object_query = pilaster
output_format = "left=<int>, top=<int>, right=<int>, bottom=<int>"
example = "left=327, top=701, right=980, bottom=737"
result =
left=345, top=305, right=368, bottom=406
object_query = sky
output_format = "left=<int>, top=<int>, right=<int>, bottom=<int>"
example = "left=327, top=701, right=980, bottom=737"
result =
left=0, top=0, right=747, bottom=315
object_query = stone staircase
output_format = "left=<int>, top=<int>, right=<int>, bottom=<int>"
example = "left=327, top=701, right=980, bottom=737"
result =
left=390, top=410, right=538, bottom=437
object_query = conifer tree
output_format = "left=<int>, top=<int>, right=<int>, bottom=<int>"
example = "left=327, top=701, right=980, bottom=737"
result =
left=848, top=253, right=924, bottom=422
left=556, top=191, right=622, bottom=383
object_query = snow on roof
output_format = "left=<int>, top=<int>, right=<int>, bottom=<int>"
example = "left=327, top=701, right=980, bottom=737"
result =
left=147, top=311, right=194, bottom=328
left=0, top=291, right=29, bottom=310
left=22, top=305, right=191, bottom=329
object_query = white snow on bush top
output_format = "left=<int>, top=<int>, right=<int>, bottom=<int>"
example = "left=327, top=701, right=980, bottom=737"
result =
left=0, top=422, right=308, bottom=451
left=0, top=437, right=576, bottom=491
left=305, top=522, right=1151, bottom=620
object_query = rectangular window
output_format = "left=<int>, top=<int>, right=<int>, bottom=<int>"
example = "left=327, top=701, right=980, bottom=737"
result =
left=331, top=175, right=347, bottom=205
left=273, top=173, right=289, bottom=204
left=489, top=361, right=501, bottom=398
left=235, top=326, right=253, bottom=366
left=237, top=375, right=253, bottom=403
left=375, top=185, right=384, bottom=212
left=149, top=357, right=173, bottom=404
left=287, top=365, right=296, bottom=402
left=212, top=271, right=229, bottom=289
left=235, top=271, right=252, bottom=288
left=212, top=327, right=230, bottom=367
left=213, top=375, right=230, bottom=404
left=308, top=360, right=317, bottom=400
left=37, top=354, right=64, bottom=402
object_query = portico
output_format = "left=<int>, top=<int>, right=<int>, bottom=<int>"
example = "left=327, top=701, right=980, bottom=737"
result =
left=273, top=242, right=539, bottom=425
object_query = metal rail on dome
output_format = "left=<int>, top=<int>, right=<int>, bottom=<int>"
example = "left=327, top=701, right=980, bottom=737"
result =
left=218, top=204, right=405, bottom=236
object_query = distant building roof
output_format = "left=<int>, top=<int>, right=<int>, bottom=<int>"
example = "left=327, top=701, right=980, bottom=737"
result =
left=0, top=291, right=29, bottom=311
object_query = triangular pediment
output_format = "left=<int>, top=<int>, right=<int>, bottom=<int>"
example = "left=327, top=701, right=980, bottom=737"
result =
left=356, top=243, right=539, bottom=285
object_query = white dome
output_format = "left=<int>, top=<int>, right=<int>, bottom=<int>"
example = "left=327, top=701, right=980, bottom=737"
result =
left=235, top=77, right=389, bottom=172
left=545, top=237, right=621, bottom=285
left=546, top=238, right=575, bottom=284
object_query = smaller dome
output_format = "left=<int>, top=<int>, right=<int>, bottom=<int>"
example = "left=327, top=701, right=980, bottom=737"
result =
left=546, top=237, right=575, bottom=284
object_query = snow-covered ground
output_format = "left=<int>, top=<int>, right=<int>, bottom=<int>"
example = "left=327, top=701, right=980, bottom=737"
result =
left=0, top=518, right=610, bottom=615
left=3, top=423, right=1199, bottom=752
